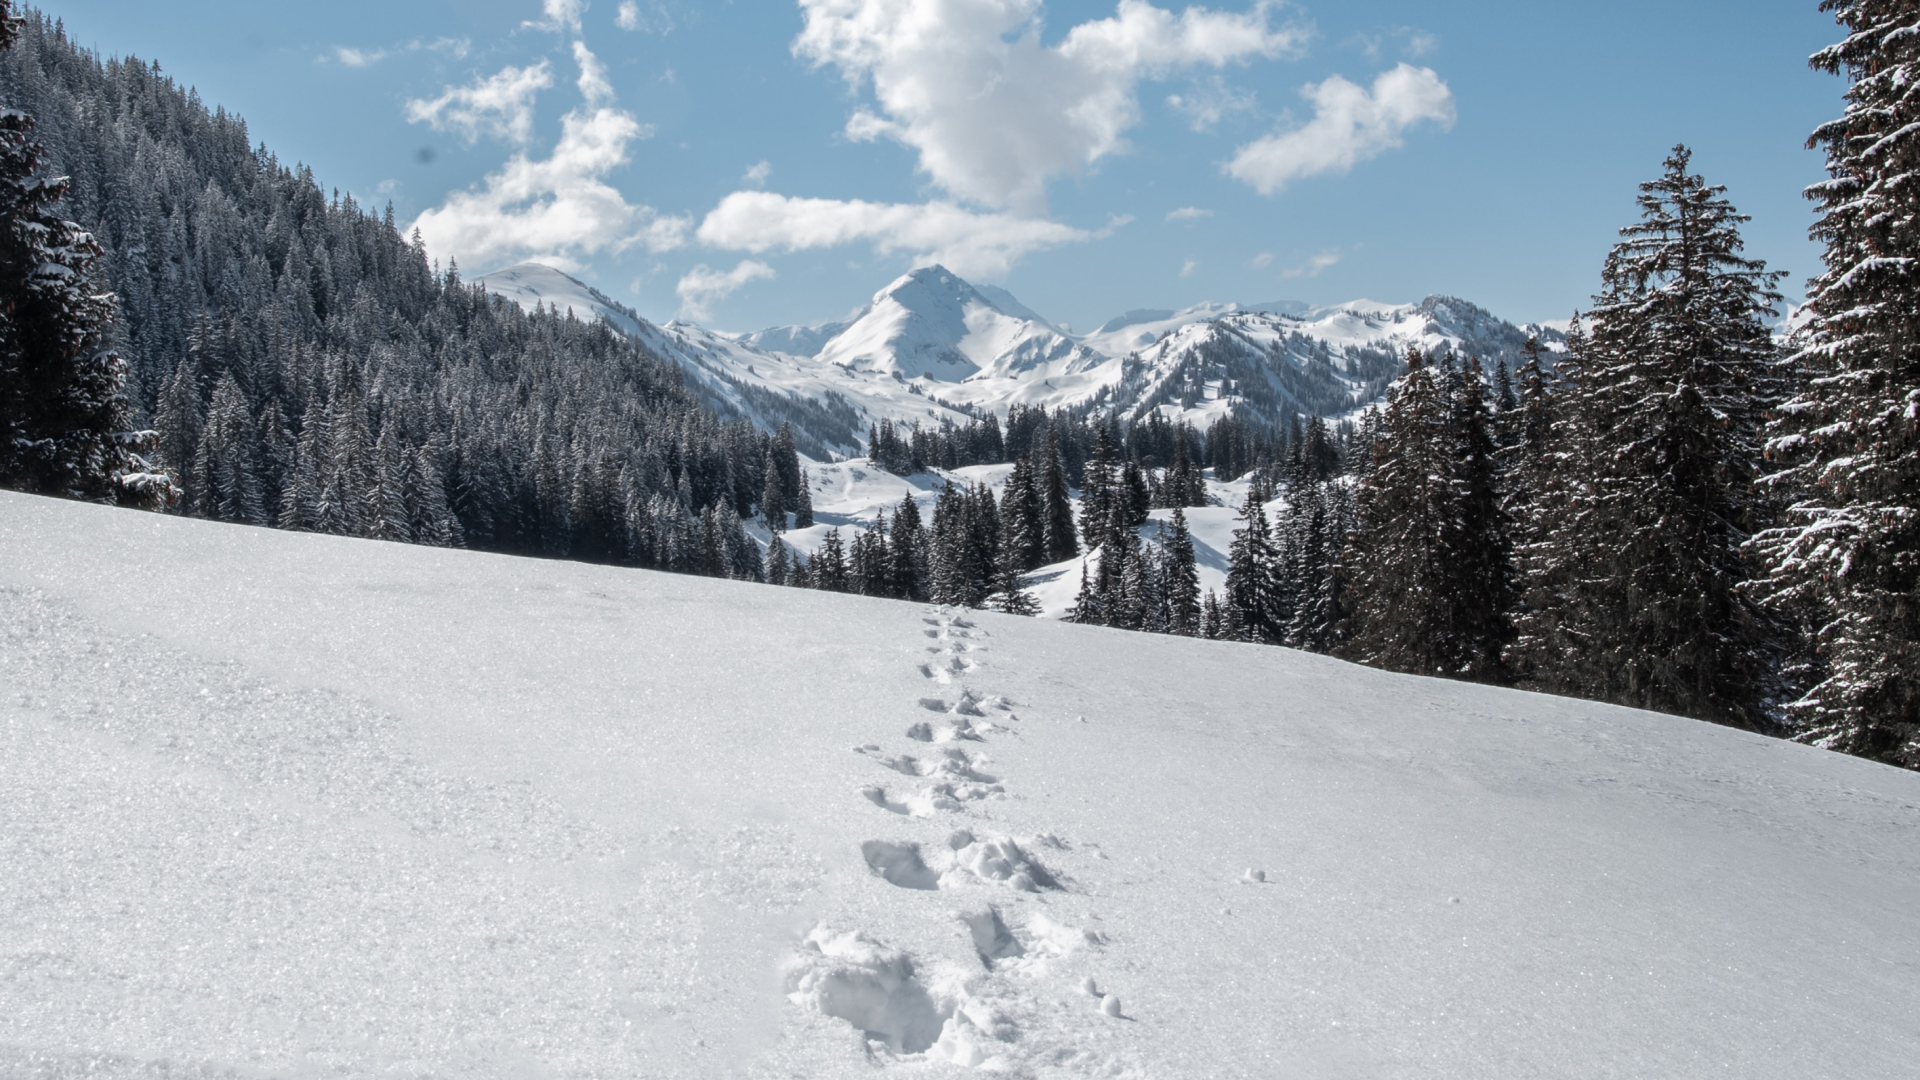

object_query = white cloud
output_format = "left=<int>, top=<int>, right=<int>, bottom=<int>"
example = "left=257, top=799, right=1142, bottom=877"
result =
left=1165, top=205, right=1212, bottom=222
left=411, top=106, right=686, bottom=271
left=1250, top=251, right=1272, bottom=268
left=1226, top=63, right=1454, bottom=195
left=676, top=260, right=777, bottom=320
left=1166, top=74, right=1256, bottom=132
left=528, top=0, right=588, bottom=33
left=573, top=41, right=614, bottom=104
left=334, top=46, right=386, bottom=68
left=1281, top=250, right=1340, bottom=278
left=1179, top=256, right=1198, bottom=277
left=742, top=160, right=773, bottom=186
left=696, top=191, right=1101, bottom=278
left=794, top=0, right=1303, bottom=213
left=406, top=62, right=555, bottom=145
left=617, top=1, right=642, bottom=29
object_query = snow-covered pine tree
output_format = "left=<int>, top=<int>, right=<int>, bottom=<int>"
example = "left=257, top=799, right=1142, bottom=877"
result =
left=1338, top=349, right=1463, bottom=675
left=0, top=0, right=167, bottom=505
left=766, top=535, right=792, bottom=587
left=760, top=454, right=785, bottom=532
left=1162, top=506, right=1201, bottom=636
left=191, top=372, right=265, bottom=525
left=1538, top=147, right=1781, bottom=726
left=1751, top=1, right=1920, bottom=765
left=1444, top=358, right=1514, bottom=682
left=793, top=464, right=814, bottom=528
left=1080, top=424, right=1118, bottom=550
left=1041, top=429, right=1079, bottom=564
left=813, top=527, right=849, bottom=592
left=890, top=493, right=927, bottom=600
left=1224, top=486, right=1279, bottom=643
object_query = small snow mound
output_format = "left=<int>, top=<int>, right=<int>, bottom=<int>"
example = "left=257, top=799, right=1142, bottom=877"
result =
left=1242, top=868, right=1267, bottom=884
left=1101, top=993, right=1124, bottom=1018
left=943, top=835, right=1060, bottom=892
left=786, top=928, right=950, bottom=1054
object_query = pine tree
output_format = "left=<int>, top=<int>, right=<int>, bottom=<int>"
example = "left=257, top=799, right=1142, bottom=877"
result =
left=1041, top=429, right=1079, bottom=564
left=760, top=453, right=785, bottom=532
left=991, top=536, right=1041, bottom=616
left=1445, top=358, right=1514, bottom=682
left=1752, top=1, right=1920, bottom=764
left=1224, top=486, right=1279, bottom=643
left=1200, top=589, right=1226, bottom=640
left=813, top=527, right=849, bottom=592
left=1162, top=506, right=1201, bottom=636
left=767, top=535, right=793, bottom=586
left=890, top=493, right=927, bottom=600
left=1339, top=350, right=1461, bottom=674
left=367, top=424, right=411, bottom=542
left=0, top=0, right=168, bottom=506
left=191, top=373, right=264, bottom=524
left=1079, top=424, right=1118, bottom=549
left=793, top=464, right=814, bottom=528
left=1530, top=147, right=1781, bottom=726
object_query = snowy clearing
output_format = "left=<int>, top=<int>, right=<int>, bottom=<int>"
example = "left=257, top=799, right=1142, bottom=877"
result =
left=2, top=490, right=1917, bottom=1078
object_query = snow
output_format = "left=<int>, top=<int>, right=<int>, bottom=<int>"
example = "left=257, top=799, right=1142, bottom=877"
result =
left=5, top=491, right=1919, bottom=1077
left=477, top=262, right=1555, bottom=442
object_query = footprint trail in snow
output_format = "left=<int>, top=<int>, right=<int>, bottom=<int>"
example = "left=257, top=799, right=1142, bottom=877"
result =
left=786, top=606, right=1135, bottom=1073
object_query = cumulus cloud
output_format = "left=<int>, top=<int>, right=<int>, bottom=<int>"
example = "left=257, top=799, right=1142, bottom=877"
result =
left=1165, top=205, right=1212, bottom=222
left=1226, top=63, right=1454, bottom=195
left=696, top=191, right=1101, bottom=278
left=528, top=0, right=588, bottom=33
left=1281, top=249, right=1341, bottom=278
left=406, top=62, right=555, bottom=145
left=617, top=1, right=642, bottom=28
left=794, top=0, right=1302, bottom=213
left=573, top=41, right=614, bottom=104
left=677, top=260, right=777, bottom=320
left=410, top=82, right=686, bottom=270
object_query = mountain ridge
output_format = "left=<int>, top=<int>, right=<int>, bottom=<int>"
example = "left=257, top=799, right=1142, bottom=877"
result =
left=476, top=262, right=1563, bottom=455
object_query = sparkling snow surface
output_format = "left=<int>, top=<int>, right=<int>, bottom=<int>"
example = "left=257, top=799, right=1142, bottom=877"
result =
left=4, top=491, right=1918, bottom=1078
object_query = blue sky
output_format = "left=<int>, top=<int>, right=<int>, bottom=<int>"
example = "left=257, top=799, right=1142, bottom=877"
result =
left=43, top=0, right=1836, bottom=333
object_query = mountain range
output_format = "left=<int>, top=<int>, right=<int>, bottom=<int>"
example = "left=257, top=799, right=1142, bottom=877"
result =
left=475, top=262, right=1562, bottom=456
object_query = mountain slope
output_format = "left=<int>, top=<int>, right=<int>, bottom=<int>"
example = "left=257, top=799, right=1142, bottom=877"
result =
left=479, top=263, right=1560, bottom=449
left=4, top=491, right=1917, bottom=1078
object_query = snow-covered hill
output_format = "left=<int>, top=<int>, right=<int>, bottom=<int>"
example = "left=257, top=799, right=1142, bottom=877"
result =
left=5, top=492, right=1917, bottom=1078
left=476, top=263, right=1559, bottom=453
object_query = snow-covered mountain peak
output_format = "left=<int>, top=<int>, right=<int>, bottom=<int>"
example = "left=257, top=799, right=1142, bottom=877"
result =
left=816, top=264, right=1094, bottom=386
left=473, top=262, right=647, bottom=338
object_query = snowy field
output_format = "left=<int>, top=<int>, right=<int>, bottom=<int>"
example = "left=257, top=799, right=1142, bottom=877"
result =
left=3, top=490, right=1918, bottom=1078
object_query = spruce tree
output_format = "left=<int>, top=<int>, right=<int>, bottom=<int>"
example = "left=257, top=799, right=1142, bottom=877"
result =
left=1531, top=147, right=1781, bottom=726
left=1162, top=506, right=1201, bottom=636
left=813, top=527, right=849, bottom=592
left=793, top=465, right=814, bottom=528
left=1224, top=487, right=1279, bottom=643
left=1752, top=0, right=1920, bottom=764
left=761, top=454, right=785, bottom=532
left=1339, top=350, right=1463, bottom=675
left=1041, top=429, right=1079, bottom=563
left=0, top=0, right=168, bottom=505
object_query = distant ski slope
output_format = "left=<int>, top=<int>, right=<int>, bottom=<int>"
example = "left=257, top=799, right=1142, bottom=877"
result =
left=3, top=490, right=1916, bottom=1078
